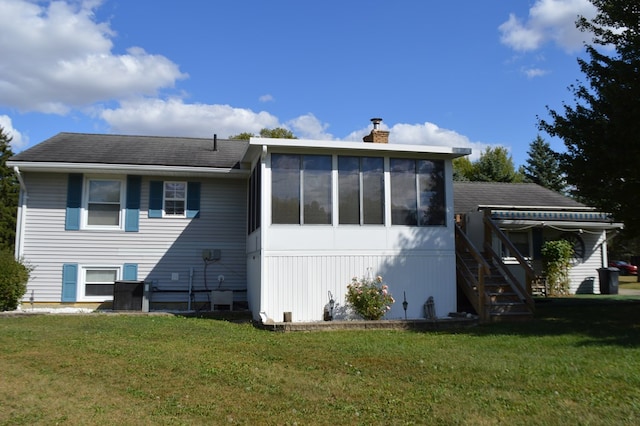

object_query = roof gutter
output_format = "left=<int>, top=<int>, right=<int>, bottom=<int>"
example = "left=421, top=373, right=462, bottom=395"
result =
left=6, top=161, right=249, bottom=178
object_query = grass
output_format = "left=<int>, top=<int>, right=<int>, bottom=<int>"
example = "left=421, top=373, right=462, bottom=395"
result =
left=1, top=297, right=640, bottom=425
left=620, top=274, right=640, bottom=290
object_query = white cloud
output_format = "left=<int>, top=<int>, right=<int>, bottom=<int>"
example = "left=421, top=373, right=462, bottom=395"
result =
left=0, top=115, right=28, bottom=149
left=286, top=113, right=334, bottom=140
left=499, top=0, right=597, bottom=53
left=0, top=0, right=186, bottom=113
left=100, top=98, right=280, bottom=138
left=259, top=94, right=274, bottom=103
left=523, top=67, right=550, bottom=78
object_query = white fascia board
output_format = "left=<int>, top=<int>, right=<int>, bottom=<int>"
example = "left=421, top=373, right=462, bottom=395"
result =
left=6, top=161, right=249, bottom=178
left=249, top=137, right=471, bottom=159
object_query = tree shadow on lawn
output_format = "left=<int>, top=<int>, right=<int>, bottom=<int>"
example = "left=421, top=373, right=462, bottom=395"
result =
left=458, top=296, right=640, bottom=348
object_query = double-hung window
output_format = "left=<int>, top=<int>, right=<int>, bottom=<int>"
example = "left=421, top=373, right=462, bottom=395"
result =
left=80, top=267, right=119, bottom=301
left=164, top=182, right=186, bottom=216
left=84, top=178, right=123, bottom=228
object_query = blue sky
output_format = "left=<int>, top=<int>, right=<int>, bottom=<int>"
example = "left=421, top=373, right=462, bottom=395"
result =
left=1, top=0, right=599, bottom=166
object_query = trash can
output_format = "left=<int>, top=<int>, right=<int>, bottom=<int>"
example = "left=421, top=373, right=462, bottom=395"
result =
left=597, top=267, right=619, bottom=295
left=113, top=280, right=144, bottom=310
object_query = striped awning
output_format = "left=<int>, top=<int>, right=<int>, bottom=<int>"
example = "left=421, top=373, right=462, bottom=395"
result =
left=491, top=210, right=612, bottom=222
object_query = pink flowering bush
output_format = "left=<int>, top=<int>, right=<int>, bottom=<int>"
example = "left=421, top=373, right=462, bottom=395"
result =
left=345, top=274, right=395, bottom=320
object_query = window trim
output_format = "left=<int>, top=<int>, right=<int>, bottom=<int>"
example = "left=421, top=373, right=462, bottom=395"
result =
left=81, top=177, right=125, bottom=230
left=77, top=266, right=121, bottom=302
left=163, top=181, right=187, bottom=218
left=501, top=229, right=533, bottom=262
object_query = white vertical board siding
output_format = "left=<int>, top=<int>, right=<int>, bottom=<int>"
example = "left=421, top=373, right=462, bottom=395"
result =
left=19, top=172, right=248, bottom=303
left=570, top=231, right=606, bottom=294
left=261, top=251, right=456, bottom=322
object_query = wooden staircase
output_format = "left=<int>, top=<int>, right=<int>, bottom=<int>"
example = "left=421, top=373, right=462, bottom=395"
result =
left=455, top=219, right=536, bottom=323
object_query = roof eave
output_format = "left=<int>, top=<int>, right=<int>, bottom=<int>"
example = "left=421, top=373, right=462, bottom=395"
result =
left=7, top=161, right=249, bottom=178
left=249, top=137, right=472, bottom=159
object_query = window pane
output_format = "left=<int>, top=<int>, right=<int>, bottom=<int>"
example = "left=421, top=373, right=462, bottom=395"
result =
left=165, top=182, right=186, bottom=199
left=86, top=270, right=117, bottom=282
left=338, top=156, right=360, bottom=224
left=165, top=200, right=185, bottom=216
left=362, top=157, right=384, bottom=224
left=303, top=155, right=331, bottom=224
left=87, top=204, right=120, bottom=226
left=85, top=269, right=117, bottom=296
left=89, top=181, right=121, bottom=203
left=504, top=232, right=530, bottom=257
left=86, top=284, right=114, bottom=296
left=390, top=159, right=417, bottom=225
left=417, top=160, right=446, bottom=226
left=272, top=154, right=300, bottom=224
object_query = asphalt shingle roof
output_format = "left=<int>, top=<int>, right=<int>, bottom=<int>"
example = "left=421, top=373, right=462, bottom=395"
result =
left=453, top=181, right=586, bottom=214
left=10, top=133, right=249, bottom=169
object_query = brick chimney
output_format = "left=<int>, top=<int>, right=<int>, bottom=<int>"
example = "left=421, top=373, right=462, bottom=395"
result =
left=363, top=117, right=389, bottom=143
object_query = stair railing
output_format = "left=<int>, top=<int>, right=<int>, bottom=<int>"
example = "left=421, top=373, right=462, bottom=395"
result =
left=455, top=224, right=492, bottom=321
left=482, top=211, right=536, bottom=312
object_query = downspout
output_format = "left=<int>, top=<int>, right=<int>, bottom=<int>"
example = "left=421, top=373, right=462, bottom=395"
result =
left=13, top=166, right=27, bottom=259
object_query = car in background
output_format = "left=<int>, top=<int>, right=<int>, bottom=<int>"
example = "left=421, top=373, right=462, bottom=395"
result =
left=609, top=260, right=638, bottom=275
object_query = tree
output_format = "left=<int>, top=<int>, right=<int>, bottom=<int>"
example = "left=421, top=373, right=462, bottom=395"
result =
left=259, top=128, right=297, bottom=139
left=0, top=127, right=19, bottom=252
left=229, top=127, right=297, bottom=140
left=523, top=135, right=566, bottom=193
left=539, top=1, right=640, bottom=235
left=228, top=132, right=254, bottom=140
left=452, top=157, right=473, bottom=181
left=462, top=147, right=523, bottom=182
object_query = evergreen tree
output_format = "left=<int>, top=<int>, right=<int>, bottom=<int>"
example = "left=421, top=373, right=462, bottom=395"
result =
left=523, top=135, right=566, bottom=192
left=539, top=0, right=640, bottom=235
left=0, top=127, right=19, bottom=252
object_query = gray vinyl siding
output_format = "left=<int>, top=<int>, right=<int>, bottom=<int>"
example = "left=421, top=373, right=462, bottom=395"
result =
left=20, top=172, right=248, bottom=303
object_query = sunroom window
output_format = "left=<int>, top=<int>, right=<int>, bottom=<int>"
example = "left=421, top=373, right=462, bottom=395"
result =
left=390, top=159, right=445, bottom=226
left=338, top=156, right=384, bottom=225
left=271, top=154, right=332, bottom=224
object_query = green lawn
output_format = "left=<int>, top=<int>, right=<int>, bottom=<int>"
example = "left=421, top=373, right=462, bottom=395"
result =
left=620, top=274, right=640, bottom=290
left=1, top=298, right=639, bottom=425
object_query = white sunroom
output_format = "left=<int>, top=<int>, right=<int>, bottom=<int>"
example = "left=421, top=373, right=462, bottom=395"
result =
left=243, top=135, right=470, bottom=323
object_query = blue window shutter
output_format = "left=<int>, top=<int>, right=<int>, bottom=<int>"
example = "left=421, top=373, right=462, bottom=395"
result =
left=186, top=182, right=201, bottom=218
left=149, top=181, right=163, bottom=218
left=65, top=174, right=83, bottom=230
left=123, top=263, right=138, bottom=281
left=125, top=175, right=141, bottom=231
left=61, top=263, right=78, bottom=302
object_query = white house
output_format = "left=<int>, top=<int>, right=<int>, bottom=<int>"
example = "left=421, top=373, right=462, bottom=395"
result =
left=454, top=182, right=623, bottom=295
left=8, top=120, right=471, bottom=322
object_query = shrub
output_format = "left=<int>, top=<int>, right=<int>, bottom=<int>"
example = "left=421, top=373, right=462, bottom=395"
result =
left=345, top=273, right=395, bottom=320
left=541, top=240, right=573, bottom=296
left=0, top=250, right=30, bottom=311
